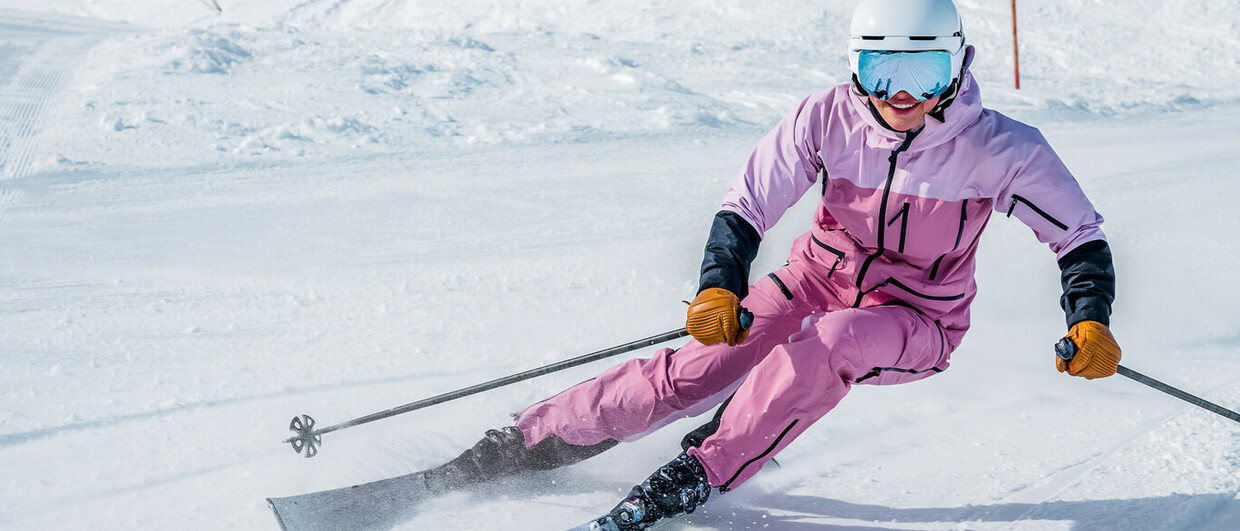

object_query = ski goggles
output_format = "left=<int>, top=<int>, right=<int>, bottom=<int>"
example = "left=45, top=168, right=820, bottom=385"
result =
left=857, top=50, right=953, bottom=101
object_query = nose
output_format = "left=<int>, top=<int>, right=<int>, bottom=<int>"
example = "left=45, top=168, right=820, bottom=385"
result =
left=887, top=91, right=919, bottom=103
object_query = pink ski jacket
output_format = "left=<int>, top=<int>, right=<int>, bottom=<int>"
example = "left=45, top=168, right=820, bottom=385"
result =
left=720, top=50, right=1105, bottom=343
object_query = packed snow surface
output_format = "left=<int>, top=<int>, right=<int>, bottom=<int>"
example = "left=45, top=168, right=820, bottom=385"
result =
left=2, top=1, right=1239, bottom=529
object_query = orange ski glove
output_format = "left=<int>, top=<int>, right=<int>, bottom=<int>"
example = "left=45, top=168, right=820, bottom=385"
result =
left=686, top=288, right=751, bottom=346
left=1055, top=320, right=1121, bottom=379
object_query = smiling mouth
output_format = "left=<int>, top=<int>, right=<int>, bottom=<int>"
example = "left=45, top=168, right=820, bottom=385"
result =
left=889, top=102, right=917, bottom=110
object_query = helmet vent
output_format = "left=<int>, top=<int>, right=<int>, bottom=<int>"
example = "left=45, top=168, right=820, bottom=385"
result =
left=909, top=36, right=938, bottom=41
left=861, top=36, right=886, bottom=40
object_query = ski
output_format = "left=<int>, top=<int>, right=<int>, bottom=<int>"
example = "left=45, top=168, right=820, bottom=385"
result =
left=567, top=515, right=624, bottom=531
left=267, top=467, right=451, bottom=531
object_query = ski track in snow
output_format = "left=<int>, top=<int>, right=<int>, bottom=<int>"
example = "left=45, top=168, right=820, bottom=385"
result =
left=0, top=11, right=133, bottom=229
left=3, top=2, right=1240, bottom=530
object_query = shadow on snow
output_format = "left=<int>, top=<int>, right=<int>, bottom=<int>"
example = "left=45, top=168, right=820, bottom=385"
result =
left=682, top=491, right=1238, bottom=530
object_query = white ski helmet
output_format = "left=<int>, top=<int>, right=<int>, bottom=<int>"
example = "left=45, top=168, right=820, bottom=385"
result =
left=847, top=0, right=966, bottom=89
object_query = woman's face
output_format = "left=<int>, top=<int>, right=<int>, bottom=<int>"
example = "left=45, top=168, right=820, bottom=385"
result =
left=869, top=91, right=941, bottom=132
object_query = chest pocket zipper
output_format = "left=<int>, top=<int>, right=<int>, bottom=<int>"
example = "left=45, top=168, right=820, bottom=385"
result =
left=887, top=202, right=910, bottom=254
left=930, top=199, right=969, bottom=281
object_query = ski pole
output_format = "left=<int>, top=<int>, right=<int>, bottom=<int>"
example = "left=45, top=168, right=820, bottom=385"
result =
left=1055, top=339, right=1240, bottom=424
left=284, top=327, right=691, bottom=458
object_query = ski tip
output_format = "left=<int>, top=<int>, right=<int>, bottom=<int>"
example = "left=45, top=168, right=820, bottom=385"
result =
left=566, top=516, right=621, bottom=531
left=265, top=497, right=293, bottom=531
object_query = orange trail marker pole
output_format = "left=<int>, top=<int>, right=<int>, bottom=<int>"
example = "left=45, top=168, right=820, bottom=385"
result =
left=1011, top=0, right=1021, bottom=89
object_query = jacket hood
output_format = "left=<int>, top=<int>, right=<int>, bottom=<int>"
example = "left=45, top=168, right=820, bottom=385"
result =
left=848, top=45, right=983, bottom=152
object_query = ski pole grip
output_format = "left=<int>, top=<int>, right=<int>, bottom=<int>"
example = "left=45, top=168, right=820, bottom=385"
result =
left=738, top=307, right=754, bottom=331
left=1054, top=337, right=1077, bottom=362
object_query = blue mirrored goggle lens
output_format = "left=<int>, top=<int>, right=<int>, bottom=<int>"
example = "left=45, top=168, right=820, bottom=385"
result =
left=857, top=50, right=952, bottom=101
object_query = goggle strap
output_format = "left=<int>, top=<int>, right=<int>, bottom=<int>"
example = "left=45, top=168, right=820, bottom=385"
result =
left=928, top=79, right=960, bottom=122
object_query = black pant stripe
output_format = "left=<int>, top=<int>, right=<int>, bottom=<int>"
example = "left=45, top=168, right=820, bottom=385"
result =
left=721, top=419, right=799, bottom=492
left=854, top=365, right=944, bottom=384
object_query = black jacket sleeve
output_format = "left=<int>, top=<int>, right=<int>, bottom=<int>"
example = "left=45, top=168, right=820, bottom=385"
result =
left=1058, top=239, right=1115, bottom=327
left=698, top=210, right=762, bottom=299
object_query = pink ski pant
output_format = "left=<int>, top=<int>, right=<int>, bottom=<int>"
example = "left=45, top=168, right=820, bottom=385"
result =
left=516, top=254, right=953, bottom=491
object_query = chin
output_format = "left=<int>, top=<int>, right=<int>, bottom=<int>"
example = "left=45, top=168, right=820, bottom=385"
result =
left=871, top=96, right=937, bottom=132
left=884, top=116, right=923, bottom=132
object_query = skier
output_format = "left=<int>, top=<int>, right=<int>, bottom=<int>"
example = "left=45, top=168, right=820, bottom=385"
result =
left=423, top=0, right=1121, bottom=528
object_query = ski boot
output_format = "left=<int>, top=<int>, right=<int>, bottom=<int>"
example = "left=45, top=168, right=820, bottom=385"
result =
left=601, top=453, right=713, bottom=530
left=423, top=426, right=617, bottom=492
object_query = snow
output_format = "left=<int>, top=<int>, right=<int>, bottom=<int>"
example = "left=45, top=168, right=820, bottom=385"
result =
left=1, top=1, right=1239, bottom=529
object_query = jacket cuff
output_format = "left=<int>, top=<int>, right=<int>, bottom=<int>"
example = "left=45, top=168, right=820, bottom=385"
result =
left=1058, top=240, right=1115, bottom=328
left=698, top=210, right=762, bottom=299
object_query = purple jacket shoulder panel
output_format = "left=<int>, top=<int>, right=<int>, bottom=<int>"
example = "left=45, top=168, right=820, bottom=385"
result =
left=978, top=112, right=1106, bottom=258
left=720, top=51, right=1106, bottom=329
left=721, top=93, right=829, bottom=237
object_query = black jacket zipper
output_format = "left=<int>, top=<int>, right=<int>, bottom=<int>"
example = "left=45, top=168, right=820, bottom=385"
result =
left=853, top=131, right=918, bottom=307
